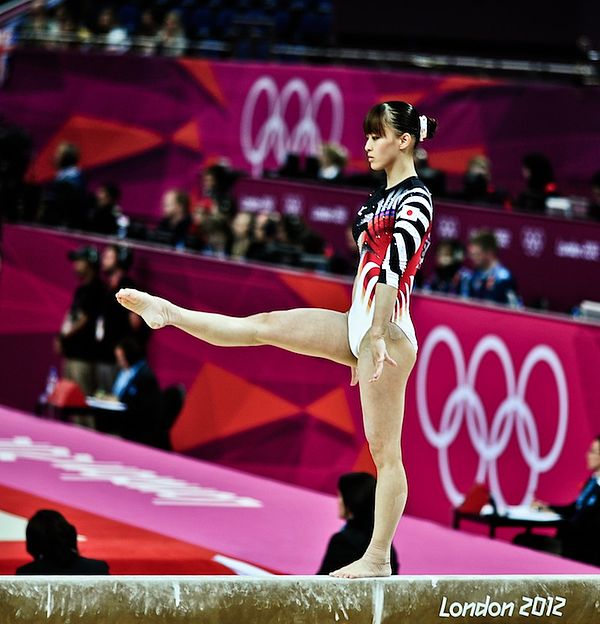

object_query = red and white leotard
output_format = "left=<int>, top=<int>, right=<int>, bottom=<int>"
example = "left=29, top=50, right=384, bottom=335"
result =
left=348, top=176, right=433, bottom=357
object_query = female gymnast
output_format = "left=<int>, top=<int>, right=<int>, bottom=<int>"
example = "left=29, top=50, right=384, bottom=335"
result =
left=116, top=101, right=437, bottom=578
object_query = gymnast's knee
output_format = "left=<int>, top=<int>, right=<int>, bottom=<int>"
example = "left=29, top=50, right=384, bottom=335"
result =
left=367, top=438, right=403, bottom=470
left=253, top=311, right=278, bottom=345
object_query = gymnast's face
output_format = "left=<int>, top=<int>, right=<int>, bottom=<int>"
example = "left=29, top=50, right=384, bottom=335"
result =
left=364, top=125, right=412, bottom=172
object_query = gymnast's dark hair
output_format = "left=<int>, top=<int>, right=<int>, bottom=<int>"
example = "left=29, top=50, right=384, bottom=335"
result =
left=364, top=101, right=437, bottom=145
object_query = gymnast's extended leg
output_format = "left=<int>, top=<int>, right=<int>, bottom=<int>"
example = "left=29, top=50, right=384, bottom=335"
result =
left=115, top=288, right=356, bottom=367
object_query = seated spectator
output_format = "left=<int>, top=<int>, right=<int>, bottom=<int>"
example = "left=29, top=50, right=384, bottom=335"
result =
left=191, top=164, right=236, bottom=220
left=328, top=225, right=360, bottom=276
left=201, top=215, right=232, bottom=259
left=516, top=152, right=558, bottom=214
left=423, top=239, right=471, bottom=296
left=19, top=0, right=50, bottom=42
left=155, top=11, right=187, bottom=57
left=135, top=9, right=159, bottom=55
left=57, top=246, right=105, bottom=396
left=514, top=435, right=600, bottom=567
left=39, top=142, right=91, bottom=228
left=96, top=244, right=147, bottom=393
left=152, top=189, right=191, bottom=249
left=230, top=211, right=255, bottom=259
left=467, top=229, right=519, bottom=306
left=88, top=182, right=122, bottom=235
left=317, top=143, right=348, bottom=183
left=317, top=473, right=399, bottom=575
left=461, top=155, right=507, bottom=206
left=414, top=148, right=446, bottom=197
left=95, top=7, right=130, bottom=53
left=588, top=170, right=600, bottom=222
left=111, top=337, right=162, bottom=444
left=16, top=510, right=109, bottom=575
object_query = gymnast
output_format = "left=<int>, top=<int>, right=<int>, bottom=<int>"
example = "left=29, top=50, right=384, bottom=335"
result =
left=116, top=101, right=437, bottom=578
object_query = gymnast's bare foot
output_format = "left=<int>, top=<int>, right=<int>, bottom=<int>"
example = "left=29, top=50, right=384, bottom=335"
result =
left=329, top=556, right=391, bottom=579
left=115, top=288, right=176, bottom=329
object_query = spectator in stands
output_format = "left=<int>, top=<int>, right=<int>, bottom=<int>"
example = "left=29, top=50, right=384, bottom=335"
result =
left=514, top=435, right=600, bottom=567
left=16, top=510, right=109, bottom=575
left=317, top=473, right=399, bottom=575
left=191, top=164, right=236, bottom=220
left=155, top=11, right=187, bottom=57
left=19, top=0, right=50, bottom=42
left=317, top=143, right=348, bottom=183
left=516, top=152, right=558, bottom=213
left=96, top=244, right=147, bottom=393
left=588, top=170, right=600, bottom=222
left=153, top=189, right=191, bottom=249
left=111, top=337, right=161, bottom=444
left=461, top=155, right=507, bottom=206
left=414, top=148, right=446, bottom=197
left=467, top=229, right=519, bottom=306
left=88, top=183, right=121, bottom=236
left=135, top=9, right=159, bottom=55
left=328, top=225, right=360, bottom=276
left=39, top=142, right=90, bottom=228
left=200, top=215, right=232, bottom=259
left=230, top=211, right=255, bottom=259
left=95, top=7, right=130, bottom=53
left=57, top=246, right=105, bottom=395
left=423, top=239, right=471, bottom=296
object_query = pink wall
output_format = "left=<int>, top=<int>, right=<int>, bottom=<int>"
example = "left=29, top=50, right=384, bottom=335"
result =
left=1, top=224, right=599, bottom=526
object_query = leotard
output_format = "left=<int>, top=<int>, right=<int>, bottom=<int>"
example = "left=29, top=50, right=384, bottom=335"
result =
left=347, top=176, right=433, bottom=358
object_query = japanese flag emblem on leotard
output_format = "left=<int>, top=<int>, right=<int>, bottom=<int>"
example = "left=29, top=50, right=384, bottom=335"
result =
left=398, top=205, right=419, bottom=221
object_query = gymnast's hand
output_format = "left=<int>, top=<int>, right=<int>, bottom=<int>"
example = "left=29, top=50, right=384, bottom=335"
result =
left=369, top=336, right=397, bottom=383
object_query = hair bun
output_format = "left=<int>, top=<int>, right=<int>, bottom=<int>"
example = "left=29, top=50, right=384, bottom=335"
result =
left=426, top=116, right=438, bottom=140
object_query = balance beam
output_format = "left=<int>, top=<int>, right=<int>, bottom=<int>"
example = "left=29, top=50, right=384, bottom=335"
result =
left=1, top=575, right=599, bottom=623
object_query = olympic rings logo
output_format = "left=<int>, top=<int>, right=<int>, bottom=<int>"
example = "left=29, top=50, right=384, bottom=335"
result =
left=416, top=326, right=568, bottom=509
left=240, top=76, right=344, bottom=176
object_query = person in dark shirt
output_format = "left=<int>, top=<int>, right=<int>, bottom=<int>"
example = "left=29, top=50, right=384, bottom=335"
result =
left=111, top=337, right=161, bottom=445
left=16, top=509, right=109, bottom=575
left=95, top=244, right=148, bottom=393
left=88, top=182, right=121, bottom=235
left=588, top=170, right=600, bottom=222
left=516, top=152, right=558, bottom=214
left=153, top=189, right=191, bottom=249
left=515, top=436, right=600, bottom=567
left=58, top=246, right=105, bottom=395
left=467, top=229, right=519, bottom=306
left=424, top=239, right=471, bottom=296
left=317, top=473, right=399, bottom=575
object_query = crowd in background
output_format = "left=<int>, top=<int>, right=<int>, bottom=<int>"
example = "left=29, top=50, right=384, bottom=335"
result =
left=17, top=0, right=334, bottom=59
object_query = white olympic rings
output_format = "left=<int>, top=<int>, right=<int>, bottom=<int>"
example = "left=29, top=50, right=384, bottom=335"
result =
left=240, top=76, right=344, bottom=176
left=416, top=326, right=568, bottom=509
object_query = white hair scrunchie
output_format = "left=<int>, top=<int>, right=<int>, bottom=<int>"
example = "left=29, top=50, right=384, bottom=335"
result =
left=419, top=115, right=428, bottom=141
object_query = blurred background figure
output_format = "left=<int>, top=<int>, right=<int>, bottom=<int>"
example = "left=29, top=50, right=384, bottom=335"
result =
left=88, top=182, right=122, bottom=236
left=317, top=142, right=348, bottom=183
left=414, top=147, right=446, bottom=197
left=317, top=472, right=399, bottom=575
left=588, top=170, right=600, bottom=221
left=514, top=436, right=600, bottom=567
left=16, top=509, right=109, bottom=575
left=111, top=337, right=161, bottom=445
left=467, top=229, right=519, bottom=306
left=58, top=246, right=105, bottom=396
left=96, top=245, right=147, bottom=393
left=39, top=142, right=90, bottom=229
left=461, top=155, right=507, bottom=206
left=424, top=238, right=471, bottom=296
left=155, top=10, right=187, bottom=57
left=229, top=211, right=255, bottom=260
left=516, top=152, right=558, bottom=214
left=95, top=7, right=130, bottom=53
left=153, top=189, right=191, bottom=249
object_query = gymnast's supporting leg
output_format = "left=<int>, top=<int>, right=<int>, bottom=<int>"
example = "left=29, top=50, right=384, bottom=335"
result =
left=331, top=325, right=416, bottom=578
left=115, top=288, right=356, bottom=367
